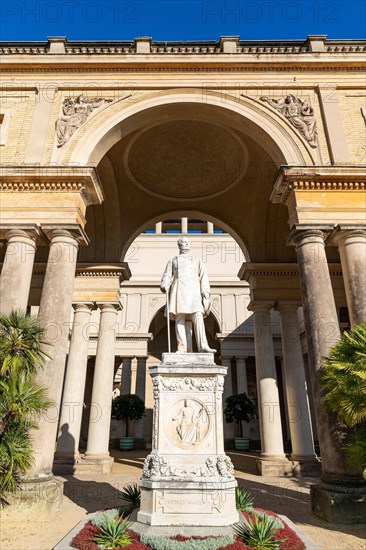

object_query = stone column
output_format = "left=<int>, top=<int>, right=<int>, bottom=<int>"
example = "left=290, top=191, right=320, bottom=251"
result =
left=207, top=221, right=214, bottom=234
left=290, top=227, right=365, bottom=521
left=277, top=303, right=317, bottom=464
left=333, top=226, right=366, bottom=326
left=181, top=217, right=188, bottom=234
left=249, top=303, right=287, bottom=473
left=236, top=356, right=249, bottom=437
left=54, top=303, right=94, bottom=470
left=84, top=303, right=119, bottom=472
left=0, top=228, right=36, bottom=314
left=121, top=356, right=133, bottom=394
left=30, top=229, right=79, bottom=476
left=221, top=356, right=235, bottom=440
left=134, top=356, right=147, bottom=442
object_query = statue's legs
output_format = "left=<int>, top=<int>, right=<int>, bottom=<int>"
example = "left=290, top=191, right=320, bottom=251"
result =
left=185, top=321, right=193, bottom=353
left=175, top=314, right=187, bottom=352
left=192, top=312, right=215, bottom=352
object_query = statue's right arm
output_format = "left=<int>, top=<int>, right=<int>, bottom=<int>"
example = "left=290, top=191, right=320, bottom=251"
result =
left=160, top=259, right=173, bottom=293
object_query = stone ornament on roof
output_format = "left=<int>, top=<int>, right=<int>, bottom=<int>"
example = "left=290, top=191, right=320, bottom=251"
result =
left=259, top=94, right=318, bottom=148
left=55, top=94, right=113, bottom=147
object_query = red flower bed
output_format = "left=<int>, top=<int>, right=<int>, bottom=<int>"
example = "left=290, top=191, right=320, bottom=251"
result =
left=71, top=508, right=305, bottom=550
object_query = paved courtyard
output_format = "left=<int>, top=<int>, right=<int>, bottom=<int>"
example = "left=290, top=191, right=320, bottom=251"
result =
left=1, top=450, right=365, bottom=550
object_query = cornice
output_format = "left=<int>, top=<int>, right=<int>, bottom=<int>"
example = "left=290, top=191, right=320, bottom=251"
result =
left=31, top=262, right=131, bottom=281
left=1, top=36, right=365, bottom=55
left=238, top=262, right=343, bottom=280
left=0, top=165, right=104, bottom=206
left=1, top=66, right=365, bottom=75
left=271, top=165, right=366, bottom=204
left=1, top=36, right=365, bottom=71
left=76, top=263, right=131, bottom=281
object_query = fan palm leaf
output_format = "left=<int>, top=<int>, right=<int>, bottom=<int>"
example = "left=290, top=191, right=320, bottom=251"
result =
left=0, top=310, right=51, bottom=378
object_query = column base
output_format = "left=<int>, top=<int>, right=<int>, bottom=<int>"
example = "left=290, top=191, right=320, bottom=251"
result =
left=289, top=456, right=322, bottom=477
left=75, top=454, right=114, bottom=474
left=256, top=456, right=292, bottom=477
left=138, top=480, right=239, bottom=526
left=256, top=455, right=322, bottom=477
left=311, top=482, right=366, bottom=524
left=53, top=453, right=83, bottom=475
left=2, top=475, right=63, bottom=516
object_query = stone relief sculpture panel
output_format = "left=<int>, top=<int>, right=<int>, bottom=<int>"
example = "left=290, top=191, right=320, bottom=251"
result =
left=259, top=94, right=318, bottom=147
left=153, top=375, right=224, bottom=392
left=55, top=95, right=113, bottom=147
left=166, top=398, right=210, bottom=448
left=142, top=453, right=234, bottom=481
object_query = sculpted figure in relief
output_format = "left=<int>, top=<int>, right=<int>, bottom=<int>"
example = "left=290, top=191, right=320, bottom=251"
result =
left=260, top=94, right=318, bottom=147
left=172, top=398, right=203, bottom=446
left=56, top=95, right=112, bottom=147
left=160, top=237, right=216, bottom=353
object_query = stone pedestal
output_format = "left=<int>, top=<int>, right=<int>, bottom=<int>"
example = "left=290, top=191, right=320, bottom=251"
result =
left=138, top=353, right=239, bottom=526
left=311, top=482, right=366, bottom=524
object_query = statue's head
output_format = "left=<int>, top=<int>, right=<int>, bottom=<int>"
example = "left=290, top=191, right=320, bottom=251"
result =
left=285, top=94, right=296, bottom=104
left=177, top=237, right=190, bottom=252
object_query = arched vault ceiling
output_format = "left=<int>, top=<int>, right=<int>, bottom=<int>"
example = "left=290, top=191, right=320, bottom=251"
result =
left=80, top=103, right=296, bottom=263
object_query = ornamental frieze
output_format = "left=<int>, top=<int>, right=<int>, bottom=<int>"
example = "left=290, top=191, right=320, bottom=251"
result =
left=152, top=375, right=224, bottom=392
left=142, top=454, right=234, bottom=481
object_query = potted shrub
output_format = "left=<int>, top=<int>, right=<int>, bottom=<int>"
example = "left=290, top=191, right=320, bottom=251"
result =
left=224, top=393, right=256, bottom=451
left=111, top=393, right=145, bottom=450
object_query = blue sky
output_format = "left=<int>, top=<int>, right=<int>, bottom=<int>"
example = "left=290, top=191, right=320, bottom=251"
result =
left=0, top=0, right=365, bottom=42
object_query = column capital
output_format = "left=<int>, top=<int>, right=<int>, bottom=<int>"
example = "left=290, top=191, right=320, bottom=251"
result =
left=96, top=302, right=121, bottom=313
left=329, top=224, right=366, bottom=247
left=287, top=225, right=334, bottom=247
left=73, top=302, right=96, bottom=313
left=248, top=300, right=274, bottom=313
left=41, top=224, right=88, bottom=246
left=276, top=301, right=301, bottom=313
left=0, top=223, right=41, bottom=245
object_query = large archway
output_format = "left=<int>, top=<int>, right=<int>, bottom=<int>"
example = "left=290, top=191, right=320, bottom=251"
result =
left=73, top=95, right=312, bottom=266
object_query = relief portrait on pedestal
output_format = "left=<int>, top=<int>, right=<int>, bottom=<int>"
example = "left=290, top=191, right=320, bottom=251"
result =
left=166, top=398, right=210, bottom=448
left=160, top=237, right=216, bottom=353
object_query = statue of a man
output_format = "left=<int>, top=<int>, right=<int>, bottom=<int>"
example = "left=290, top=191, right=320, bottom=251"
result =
left=160, top=237, right=216, bottom=353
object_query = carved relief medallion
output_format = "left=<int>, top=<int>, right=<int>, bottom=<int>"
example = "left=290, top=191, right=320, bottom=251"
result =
left=165, top=397, right=210, bottom=448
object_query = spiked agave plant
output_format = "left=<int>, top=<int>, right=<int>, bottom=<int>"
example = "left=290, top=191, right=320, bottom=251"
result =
left=94, top=514, right=131, bottom=549
left=119, top=483, right=141, bottom=510
left=234, top=514, right=287, bottom=550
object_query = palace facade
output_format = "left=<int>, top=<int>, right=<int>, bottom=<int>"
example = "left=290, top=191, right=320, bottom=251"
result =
left=0, top=35, right=365, bottom=519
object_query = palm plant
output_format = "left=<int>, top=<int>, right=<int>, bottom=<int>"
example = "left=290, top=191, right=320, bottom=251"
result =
left=0, top=310, right=51, bottom=377
left=0, top=373, right=51, bottom=435
left=0, top=422, right=33, bottom=495
left=322, top=322, right=366, bottom=478
left=0, top=310, right=52, bottom=502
